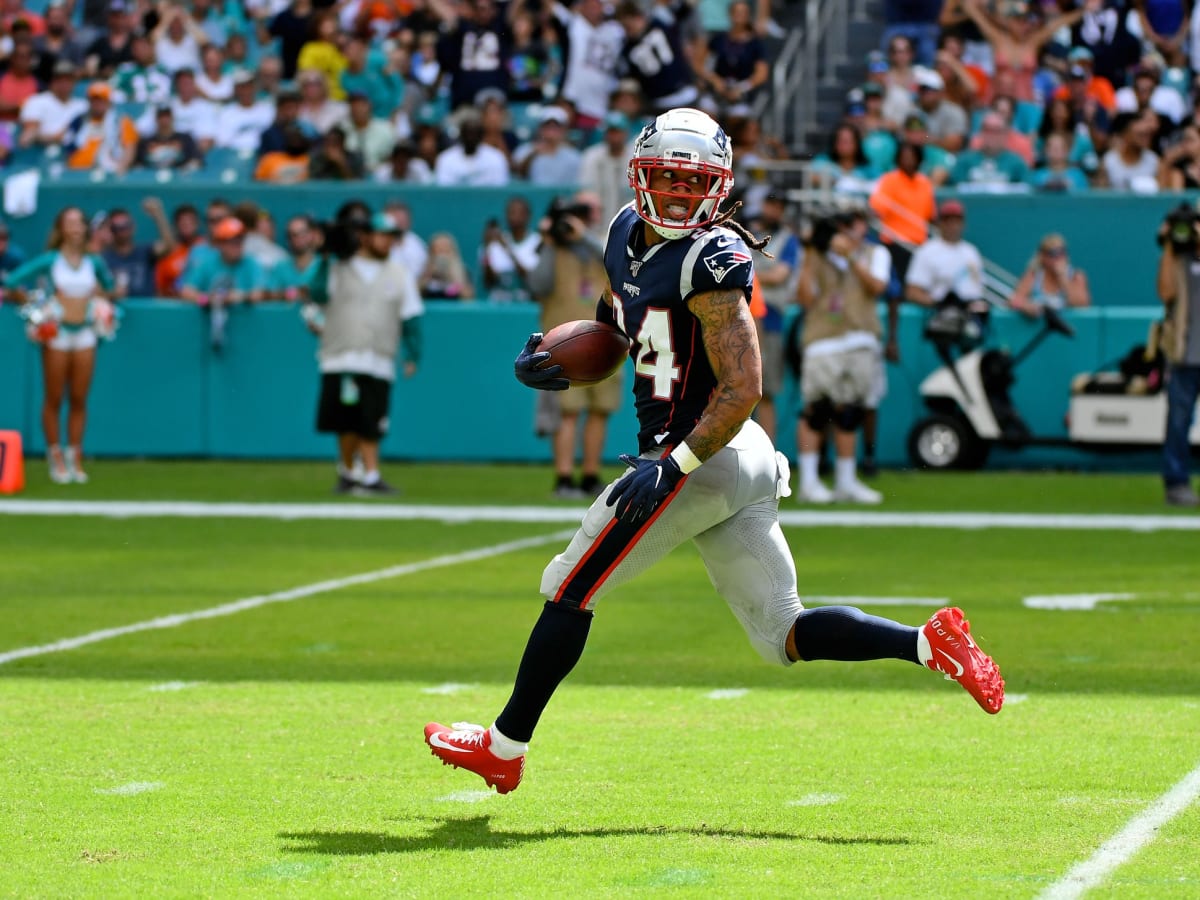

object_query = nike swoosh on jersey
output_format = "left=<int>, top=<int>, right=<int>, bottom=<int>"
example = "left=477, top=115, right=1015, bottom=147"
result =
left=428, top=732, right=472, bottom=753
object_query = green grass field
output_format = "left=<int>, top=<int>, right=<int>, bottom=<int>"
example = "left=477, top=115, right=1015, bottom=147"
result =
left=2, top=462, right=1198, bottom=898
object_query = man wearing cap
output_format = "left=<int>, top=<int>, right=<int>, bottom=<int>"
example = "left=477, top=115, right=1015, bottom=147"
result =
left=905, top=199, right=985, bottom=316
left=913, top=66, right=967, bottom=152
left=63, top=82, right=138, bottom=173
left=306, top=211, right=423, bottom=497
left=514, top=106, right=582, bottom=185
left=18, top=60, right=86, bottom=148
left=1060, top=47, right=1116, bottom=113
left=580, top=111, right=635, bottom=229
left=343, top=91, right=394, bottom=172
left=215, top=70, right=275, bottom=153
left=179, top=216, right=267, bottom=308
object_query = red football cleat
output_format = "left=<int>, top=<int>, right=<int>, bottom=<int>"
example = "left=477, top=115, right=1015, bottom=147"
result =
left=424, top=722, right=525, bottom=794
left=922, top=607, right=1005, bottom=714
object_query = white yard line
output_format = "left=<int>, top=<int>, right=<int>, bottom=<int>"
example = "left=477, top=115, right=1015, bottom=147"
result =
left=1, top=499, right=1199, bottom=531
left=0, top=530, right=571, bottom=667
left=1039, top=761, right=1200, bottom=900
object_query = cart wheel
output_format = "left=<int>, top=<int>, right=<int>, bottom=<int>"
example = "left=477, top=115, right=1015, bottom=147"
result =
left=908, top=415, right=982, bottom=470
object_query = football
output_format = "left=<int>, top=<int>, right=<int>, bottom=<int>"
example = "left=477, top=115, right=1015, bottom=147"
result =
left=537, top=320, right=631, bottom=386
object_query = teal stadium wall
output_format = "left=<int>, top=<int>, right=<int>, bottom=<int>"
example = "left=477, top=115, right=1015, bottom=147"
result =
left=0, top=186, right=1184, bottom=468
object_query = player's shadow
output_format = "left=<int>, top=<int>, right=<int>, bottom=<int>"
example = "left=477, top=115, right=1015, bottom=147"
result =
left=280, top=816, right=915, bottom=855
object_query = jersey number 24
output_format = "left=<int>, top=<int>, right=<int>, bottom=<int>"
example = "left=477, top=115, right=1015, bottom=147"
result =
left=612, top=300, right=681, bottom=400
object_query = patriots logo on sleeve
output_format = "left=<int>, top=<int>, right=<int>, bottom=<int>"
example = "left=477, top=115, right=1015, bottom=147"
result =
left=703, top=247, right=752, bottom=283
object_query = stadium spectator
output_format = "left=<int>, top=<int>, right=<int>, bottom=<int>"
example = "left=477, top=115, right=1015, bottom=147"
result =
left=1115, top=61, right=1187, bottom=125
left=0, top=40, right=38, bottom=123
left=234, top=201, right=288, bottom=272
left=968, top=95, right=1035, bottom=165
left=481, top=196, right=539, bottom=302
left=179, top=216, right=267, bottom=307
left=308, top=125, right=363, bottom=179
left=957, top=0, right=1082, bottom=103
left=552, top=0, right=626, bottom=130
left=870, top=142, right=934, bottom=361
left=912, top=66, right=968, bottom=152
left=609, top=77, right=647, bottom=127
left=1059, top=47, right=1117, bottom=113
left=269, top=214, right=319, bottom=301
left=257, top=89, right=310, bottom=156
left=905, top=199, right=986, bottom=315
left=1159, top=123, right=1200, bottom=189
left=154, top=203, right=202, bottom=297
left=526, top=191, right=617, bottom=496
left=615, top=0, right=700, bottom=115
left=64, top=82, right=138, bottom=175
left=1058, top=62, right=1114, bottom=157
left=374, top=138, right=434, bottom=182
left=32, top=2, right=87, bottom=84
left=795, top=208, right=889, bottom=505
left=384, top=201, right=429, bottom=283
left=1101, top=110, right=1160, bottom=191
left=296, top=11, right=347, bottom=99
left=306, top=211, right=422, bottom=497
left=297, top=67, right=348, bottom=134
left=747, top=192, right=799, bottom=445
left=5, top=206, right=115, bottom=484
left=1070, top=1, right=1141, bottom=90
left=340, top=33, right=403, bottom=117
left=881, top=0, right=941, bottom=66
left=933, top=32, right=986, bottom=110
left=101, top=199, right=173, bottom=299
left=700, top=0, right=767, bottom=117
left=728, top=114, right=787, bottom=218
left=438, top=0, right=510, bottom=111
left=1008, top=232, right=1091, bottom=318
left=506, top=9, right=551, bottom=103
left=18, top=60, right=86, bottom=149
left=134, top=106, right=202, bottom=170
left=580, top=112, right=634, bottom=229
left=197, top=44, right=234, bottom=103
left=215, top=71, right=274, bottom=152
left=85, top=0, right=136, bottom=78
left=265, top=0, right=313, bottom=81
left=343, top=91, right=394, bottom=172
left=153, top=68, right=218, bottom=153
left=112, top=32, right=171, bottom=106
left=476, top=88, right=517, bottom=163
left=1029, top=132, right=1091, bottom=192
left=187, top=0, right=231, bottom=46
left=882, top=34, right=919, bottom=101
left=514, top=106, right=581, bottom=184
left=898, top=111, right=954, bottom=186
left=1155, top=203, right=1200, bottom=506
left=1037, top=95, right=1100, bottom=176
left=811, top=122, right=877, bottom=192
left=1132, top=0, right=1188, bottom=68
left=419, top=231, right=475, bottom=300
left=152, top=3, right=207, bottom=74
left=865, top=49, right=912, bottom=129
left=949, top=111, right=1030, bottom=187
left=434, top=111, right=509, bottom=185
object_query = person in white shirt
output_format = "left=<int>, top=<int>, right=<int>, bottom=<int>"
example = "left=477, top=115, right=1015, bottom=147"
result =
left=297, top=68, right=348, bottom=136
left=214, top=70, right=274, bottom=152
left=1114, top=63, right=1186, bottom=126
left=196, top=44, right=234, bottom=102
left=434, top=114, right=510, bottom=186
left=152, top=3, right=206, bottom=74
left=141, top=68, right=218, bottom=149
left=1102, top=111, right=1161, bottom=193
left=552, top=0, right=625, bottom=128
left=383, top=201, right=429, bottom=282
left=481, top=196, right=542, bottom=302
left=905, top=199, right=985, bottom=310
left=579, top=111, right=635, bottom=230
left=18, top=60, right=87, bottom=148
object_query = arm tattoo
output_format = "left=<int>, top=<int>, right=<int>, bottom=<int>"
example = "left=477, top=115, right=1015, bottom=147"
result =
left=685, top=287, right=763, bottom=462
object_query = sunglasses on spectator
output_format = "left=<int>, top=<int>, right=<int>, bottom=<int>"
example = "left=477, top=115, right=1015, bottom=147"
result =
left=287, top=229, right=307, bottom=239
left=1041, top=246, right=1066, bottom=256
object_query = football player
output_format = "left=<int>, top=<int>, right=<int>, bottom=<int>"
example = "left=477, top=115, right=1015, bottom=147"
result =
left=424, top=109, right=1005, bottom=794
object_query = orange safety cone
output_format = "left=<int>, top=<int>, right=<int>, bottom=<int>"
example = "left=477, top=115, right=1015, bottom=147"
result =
left=0, top=431, right=26, bottom=494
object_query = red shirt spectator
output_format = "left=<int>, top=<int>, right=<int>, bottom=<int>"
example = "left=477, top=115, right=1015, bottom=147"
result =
left=0, top=41, right=38, bottom=121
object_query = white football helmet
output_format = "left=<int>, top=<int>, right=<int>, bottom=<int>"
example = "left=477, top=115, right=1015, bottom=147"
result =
left=627, top=107, right=734, bottom=240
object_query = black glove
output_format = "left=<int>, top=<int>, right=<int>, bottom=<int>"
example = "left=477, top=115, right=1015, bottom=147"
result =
left=514, top=332, right=569, bottom=391
left=606, top=453, right=685, bottom=525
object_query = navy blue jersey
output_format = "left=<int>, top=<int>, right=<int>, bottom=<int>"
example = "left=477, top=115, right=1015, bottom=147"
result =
left=619, top=9, right=694, bottom=102
left=604, top=205, right=754, bottom=453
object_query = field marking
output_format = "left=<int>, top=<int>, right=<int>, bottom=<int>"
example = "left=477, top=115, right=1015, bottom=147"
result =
left=808, top=595, right=949, bottom=607
left=705, top=688, right=749, bottom=700
left=436, top=789, right=493, bottom=804
left=1023, top=593, right=1137, bottom=611
left=420, top=683, right=476, bottom=695
left=787, top=793, right=843, bottom=807
left=95, top=782, right=163, bottom=796
left=3, top=499, right=1200, bottom=532
left=1039, top=760, right=1200, bottom=900
left=0, top=530, right=572, bottom=667
left=147, top=681, right=201, bottom=692
left=1005, top=693, right=1029, bottom=705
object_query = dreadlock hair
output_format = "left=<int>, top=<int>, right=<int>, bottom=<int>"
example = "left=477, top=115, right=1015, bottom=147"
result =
left=712, top=200, right=774, bottom=258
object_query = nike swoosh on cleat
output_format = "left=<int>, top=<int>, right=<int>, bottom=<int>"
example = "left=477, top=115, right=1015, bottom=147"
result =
left=428, top=733, right=472, bottom=754
left=936, top=649, right=965, bottom=678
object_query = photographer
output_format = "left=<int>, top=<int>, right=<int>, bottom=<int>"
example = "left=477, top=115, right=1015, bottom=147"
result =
left=795, top=208, right=891, bottom=505
left=1155, top=202, right=1200, bottom=507
left=306, top=210, right=423, bottom=496
left=526, top=191, right=622, bottom=498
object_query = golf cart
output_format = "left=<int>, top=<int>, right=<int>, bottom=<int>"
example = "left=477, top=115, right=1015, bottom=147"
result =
left=907, top=300, right=1075, bottom=469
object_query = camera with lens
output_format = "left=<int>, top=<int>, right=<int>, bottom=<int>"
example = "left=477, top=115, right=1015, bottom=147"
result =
left=1158, top=202, right=1199, bottom=254
left=804, top=212, right=846, bottom=255
left=546, top=196, right=592, bottom=246
left=316, top=204, right=372, bottom=260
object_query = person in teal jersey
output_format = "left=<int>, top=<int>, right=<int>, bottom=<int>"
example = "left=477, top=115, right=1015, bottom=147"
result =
left=810, top=123, right=877, bottom=192
left=339, top=35, right=403, bottom=118
left=179, top=217, right=267, bottom=304
left=949, top=111, right=1030, bottom=187
left=270, top=215, right=321, bottom=301
left=5, top=206, right=116, bottom=485
left=1028, top=133, right=1090, bottom=192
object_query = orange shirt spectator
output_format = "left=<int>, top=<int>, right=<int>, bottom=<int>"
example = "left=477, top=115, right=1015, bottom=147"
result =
left=64, top=83, right=138, bottom=173
left=869, top=146, right=936, bottom=247
left=254, top=151, right=311, bottom=183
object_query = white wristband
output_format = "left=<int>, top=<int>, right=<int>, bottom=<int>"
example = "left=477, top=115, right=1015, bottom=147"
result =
left=669, top=442, right=703, bottom=474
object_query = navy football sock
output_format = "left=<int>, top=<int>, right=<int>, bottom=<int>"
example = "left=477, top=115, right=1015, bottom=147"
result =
left=494, top=601, right=593, bottom=743
left=792, top=606, right=919, bottom=664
